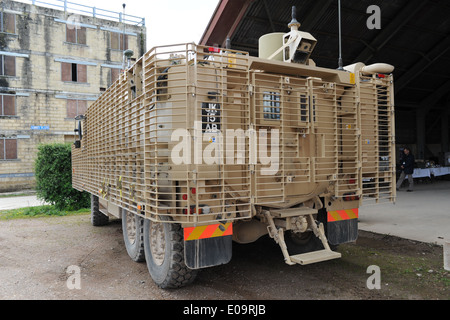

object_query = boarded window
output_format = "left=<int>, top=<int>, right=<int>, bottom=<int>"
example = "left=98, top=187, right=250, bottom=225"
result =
left=1, top=94, right=16, bottom=116
left=0, top=138, right=17, bottom=160
left=0, top=55, right=16, bottom=76
left=107, top=68, right=120, bottom=86
left=67, top=100, right=88, bottom=118
left=61, top=62, right=87, bottom=83
left=66, top=25, right=86, bottom=45
left=1, top=12, right=16, bottom=34
left=110, top=32, right=128, bottom=50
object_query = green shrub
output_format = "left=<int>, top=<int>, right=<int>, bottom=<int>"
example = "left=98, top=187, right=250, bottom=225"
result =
left=34, top=143, right=90, bottom=210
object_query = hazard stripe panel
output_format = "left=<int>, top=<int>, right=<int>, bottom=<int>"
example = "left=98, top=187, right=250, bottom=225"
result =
left=327, top=209, right=359, bottom=222
left=184, top=223, right=233, bottom=241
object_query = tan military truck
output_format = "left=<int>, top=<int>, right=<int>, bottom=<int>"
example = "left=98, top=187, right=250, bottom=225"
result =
left=72, top=11, right=396, bottom=289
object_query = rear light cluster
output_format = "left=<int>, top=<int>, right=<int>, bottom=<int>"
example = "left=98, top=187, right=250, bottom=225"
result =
left=343, top=193, right=360, bottom=201
left=182, top=205, right=210, bottom=215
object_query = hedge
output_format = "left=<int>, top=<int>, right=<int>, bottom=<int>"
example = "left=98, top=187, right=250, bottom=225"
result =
left=34, top=143, right=90, bottom=211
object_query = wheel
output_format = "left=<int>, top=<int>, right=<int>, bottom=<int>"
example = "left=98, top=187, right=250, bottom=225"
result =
left=285, top=231, right=325, bottom=255
left=90, top=194, right=109, bottom=226
left=143, top=217, right=198, bottom=289
left=122, top=209, right=145, bottom=262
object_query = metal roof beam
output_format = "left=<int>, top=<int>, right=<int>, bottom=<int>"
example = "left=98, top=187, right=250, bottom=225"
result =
left=395, top=35, right=450, bottom=94
left=418, top=79, right=450, bottom=114
left=300, top=0, right=334, bottom=31
left=355, top=0, right=427, bottom=63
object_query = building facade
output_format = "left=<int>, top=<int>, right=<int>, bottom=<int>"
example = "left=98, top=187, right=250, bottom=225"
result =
left=0, top=0, right=146, bottom=192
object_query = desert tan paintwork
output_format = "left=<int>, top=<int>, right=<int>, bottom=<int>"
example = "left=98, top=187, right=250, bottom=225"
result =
left=72, top=43, right=396, bottom=262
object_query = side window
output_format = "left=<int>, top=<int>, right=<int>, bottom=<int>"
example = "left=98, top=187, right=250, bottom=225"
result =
left=61, top=63, right=87, bottom=83
left=1, top=12, right=16, bottom=34
left=0, top=55, right=16, bottom=77
left=67, top=100, right=87, bottom=119
left=263, top=91, right=281, bottom=120
left=110, top=31, right=128, bottom=50
left=66, top=25, right=87, bottom=45
left=0, top=94, right=16, bottom=116
left=0, top=138, right=18, bottom=160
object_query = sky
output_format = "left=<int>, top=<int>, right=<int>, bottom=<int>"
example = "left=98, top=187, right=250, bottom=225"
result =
left=17, top=0, right=220, bottom=49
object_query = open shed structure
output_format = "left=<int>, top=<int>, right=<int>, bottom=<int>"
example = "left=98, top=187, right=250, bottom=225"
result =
left=200, top=0, right=450, bottom=164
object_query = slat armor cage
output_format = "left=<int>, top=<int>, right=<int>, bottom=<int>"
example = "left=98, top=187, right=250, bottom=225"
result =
left=72, top=43, right=396, bottom=225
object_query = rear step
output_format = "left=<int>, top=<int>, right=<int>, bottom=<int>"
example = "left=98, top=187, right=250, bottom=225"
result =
left=290, top=250, right=341, bottom=265
left=264, top=210, right=342, bottom=266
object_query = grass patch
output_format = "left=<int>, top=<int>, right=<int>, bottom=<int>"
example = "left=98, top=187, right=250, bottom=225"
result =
left=0, top=205, right=89, bottom=220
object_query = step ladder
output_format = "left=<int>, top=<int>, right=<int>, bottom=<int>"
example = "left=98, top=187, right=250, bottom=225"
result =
left=264, top=210, right=342, bottom=266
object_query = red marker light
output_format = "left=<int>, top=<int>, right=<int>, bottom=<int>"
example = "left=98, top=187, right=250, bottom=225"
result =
left=208, top=47, right=221, bottom=53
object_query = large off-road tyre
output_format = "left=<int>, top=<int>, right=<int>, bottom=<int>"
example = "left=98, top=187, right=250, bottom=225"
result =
left=285, top=231, right=326, bottom=255
left=143, top=217, right=198, bottom=289
left=122, top=209, right=145, bottom=262
left=90, top=194, right=109, bottom=226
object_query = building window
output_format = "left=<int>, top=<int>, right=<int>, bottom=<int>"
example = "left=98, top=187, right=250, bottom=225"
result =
left=67, top=100, right=87, bottom=119
left=0, top=138, right=18, bottom=160
left=110, top=31, right=128, bottom=50
left=263, top=91, right=281, bottom=120
left=0, top=55, right=16, bottom=77
left=61, top=62, right=87, bottom=83
left=1, top=12, right=16, bottom=34
left=0, top=94, right=16, bottom=116
left=66, top=25, right=86, bottom=45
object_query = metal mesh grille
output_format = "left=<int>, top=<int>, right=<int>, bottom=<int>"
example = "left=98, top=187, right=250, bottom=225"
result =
left=73, top=44, right=396, bottom=223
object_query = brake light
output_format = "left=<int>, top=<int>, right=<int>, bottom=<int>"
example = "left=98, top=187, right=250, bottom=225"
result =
left=183, top=205, right=204, bottom=215
left=191, top=188, right=196, bottom=195
left=349, top=179, right=356, bottom=185
left=182, top=194, right=188, bottom=201
left=343, top=193, right=360, bottom=201
left=377, top=73, right=386, bottom=79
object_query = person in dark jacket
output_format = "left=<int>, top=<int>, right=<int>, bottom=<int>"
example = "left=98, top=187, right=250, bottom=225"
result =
left=396, top=147, right=415, bottom=192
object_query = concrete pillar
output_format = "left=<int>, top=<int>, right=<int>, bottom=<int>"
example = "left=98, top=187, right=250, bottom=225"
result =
left=416, top=109, right=426, bottom=160
left=445, top=240, right=450, bottom=271
left=442, top=109, right=449, bottom=154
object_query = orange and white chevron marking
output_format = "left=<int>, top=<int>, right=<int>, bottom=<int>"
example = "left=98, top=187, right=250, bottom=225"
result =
left=327, top=208, right=359, bottom=222
left=184, top=223, right=233, bottom=241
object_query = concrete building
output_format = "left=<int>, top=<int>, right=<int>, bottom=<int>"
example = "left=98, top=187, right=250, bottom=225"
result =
left=0, top=0, right=146, bottom=192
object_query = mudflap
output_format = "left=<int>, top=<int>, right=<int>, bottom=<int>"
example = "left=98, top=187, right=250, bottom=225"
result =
left=184, top=223, right=233, bottom=269
left=327, top=218, right=358, bottom=246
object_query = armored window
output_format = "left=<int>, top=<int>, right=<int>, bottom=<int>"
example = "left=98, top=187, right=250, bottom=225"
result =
left=0, top=55, right=16, bottom=77
left=61, top=62, right=87, bottom=83
left=0, top=138, right=17, bottom=160
left=263, top=91, right=281, bottom=120
left=110, top=31, right=128, bottom=50
left=66, top=25, right=86, bottom=45
left=0, top=94, right=16, bottom=116
left=299, top=94, right=316, bottom=123
left=1, top=12, right=16, bottom=34
left=67, top=100, right=88, bottom=119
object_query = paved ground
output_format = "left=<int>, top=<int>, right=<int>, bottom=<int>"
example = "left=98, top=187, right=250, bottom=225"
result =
left=359, top=179, right=450, bottom=246
left=0, top=195, right=47, bottom=210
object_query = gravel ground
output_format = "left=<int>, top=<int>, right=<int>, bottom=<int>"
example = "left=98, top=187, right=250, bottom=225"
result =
left=0, top=214, right=447, bottom=302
